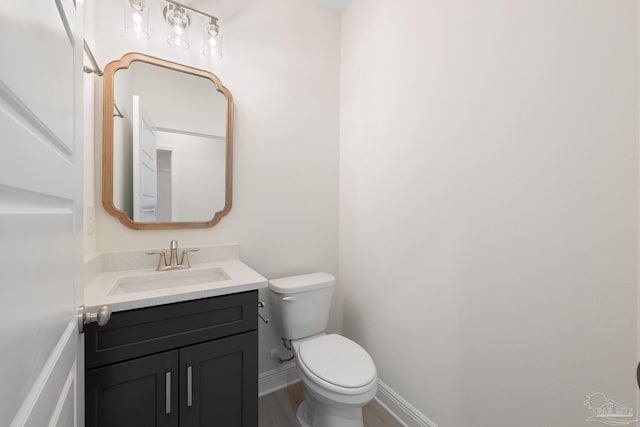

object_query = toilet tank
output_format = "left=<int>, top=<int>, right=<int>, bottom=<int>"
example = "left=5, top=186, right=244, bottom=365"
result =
left=268, top=272, right=335, bottom=340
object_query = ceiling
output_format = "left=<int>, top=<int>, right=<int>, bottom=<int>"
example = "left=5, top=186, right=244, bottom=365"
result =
left=315, top=0, right=352, bottom=11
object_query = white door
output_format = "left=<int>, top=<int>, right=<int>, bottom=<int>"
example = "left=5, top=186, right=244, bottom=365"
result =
left=0, top=1, right=83, bottom=426
left=156, top=148, right=174, bottom=222
left=132, top=95, right=158, bottom=221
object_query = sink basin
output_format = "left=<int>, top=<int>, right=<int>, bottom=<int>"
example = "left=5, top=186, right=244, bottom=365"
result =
left=109, top=267, right=231, bottom=295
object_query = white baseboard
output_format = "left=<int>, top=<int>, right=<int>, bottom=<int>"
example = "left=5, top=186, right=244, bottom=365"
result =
left=258, top=365, right=437, bottom=427
left=258, top=362, right=300, bottom=397
left=375, top=379, right=439, bottom=427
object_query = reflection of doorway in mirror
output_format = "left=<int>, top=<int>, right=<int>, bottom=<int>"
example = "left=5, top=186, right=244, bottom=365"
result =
left=155, top=129, right=226, bottom=222
left=156, top=148, right=173, bottom=222
left=132, top=95, right=158, bottom=222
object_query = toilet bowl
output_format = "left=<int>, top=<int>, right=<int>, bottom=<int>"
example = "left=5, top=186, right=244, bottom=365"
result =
left=293, top=334, right=377, bottom=427
left=269, top=273, right=377, bottom=427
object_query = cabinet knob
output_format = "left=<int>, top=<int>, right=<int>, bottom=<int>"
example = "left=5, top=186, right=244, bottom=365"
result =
left=77, top=305, right=112, bottom=334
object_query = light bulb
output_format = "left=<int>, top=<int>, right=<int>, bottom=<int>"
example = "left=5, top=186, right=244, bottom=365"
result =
left=203, top=21, right=222, bottom=58
left=124, top=0, right=149, bottom=39
left=164, top=4, right=190, bottom=49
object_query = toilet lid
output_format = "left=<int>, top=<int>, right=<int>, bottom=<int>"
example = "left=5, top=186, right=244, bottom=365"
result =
left=298, top=334, right=376, bottom=388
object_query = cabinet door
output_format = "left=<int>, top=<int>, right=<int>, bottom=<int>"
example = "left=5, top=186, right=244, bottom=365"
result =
left=180, top=331, right=258, bottom=426
left=86, top=351, right=179, bottom=427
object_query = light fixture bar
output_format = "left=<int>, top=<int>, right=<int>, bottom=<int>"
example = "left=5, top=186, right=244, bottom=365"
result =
left=163, top=0, right=218, bottom=24
left=124, top=0, right=222, bottom=58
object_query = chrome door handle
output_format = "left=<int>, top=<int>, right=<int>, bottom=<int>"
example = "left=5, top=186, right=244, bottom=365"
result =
left=77, top=305, right=111, bottom=334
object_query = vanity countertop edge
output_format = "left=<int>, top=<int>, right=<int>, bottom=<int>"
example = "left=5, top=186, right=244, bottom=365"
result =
left=84, top=259, right=267, bottom=312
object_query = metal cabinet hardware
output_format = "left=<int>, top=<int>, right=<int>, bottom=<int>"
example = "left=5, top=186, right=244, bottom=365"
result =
left=166, top=372, right=172, bottom=414
left=187, top=365, right=193, bottom=407
left=77, top=305, right=111, bottom=334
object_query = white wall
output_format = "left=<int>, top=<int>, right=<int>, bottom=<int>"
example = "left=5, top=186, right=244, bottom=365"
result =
left=83, top=0, right=97, bottom=255
left=155, top=131, right=226, bottom=220
left=340, top=1, right=639, bottom=426
left=129, top=61, right=227, bottom=135
left=85, top=0, right=340, bottom=374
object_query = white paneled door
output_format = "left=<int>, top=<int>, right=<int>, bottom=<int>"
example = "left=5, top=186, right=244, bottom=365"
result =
left=132, top=95, right=158, bottom=222
left=0, top=1, right=83, bottom=426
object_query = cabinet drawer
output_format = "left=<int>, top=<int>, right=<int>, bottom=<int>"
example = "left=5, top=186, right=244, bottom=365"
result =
left=85, top=290, right=257, bottom=369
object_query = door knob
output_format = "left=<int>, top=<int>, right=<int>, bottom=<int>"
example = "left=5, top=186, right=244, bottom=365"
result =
left=77, top=305, right=112, bottom=334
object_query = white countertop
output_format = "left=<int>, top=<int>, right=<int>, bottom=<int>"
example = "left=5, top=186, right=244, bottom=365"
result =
left=84, top=259, right=268, bottom=312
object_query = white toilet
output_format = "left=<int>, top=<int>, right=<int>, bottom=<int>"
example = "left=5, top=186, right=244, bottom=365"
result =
left=269, top=273, right=377, bottom=427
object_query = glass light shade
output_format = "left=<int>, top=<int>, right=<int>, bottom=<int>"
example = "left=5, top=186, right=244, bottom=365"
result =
left=124, top=0, right=150, bottom=39
left=164, top=4, right=190, bottom=50
left=203, top=22, right=223, bottom=59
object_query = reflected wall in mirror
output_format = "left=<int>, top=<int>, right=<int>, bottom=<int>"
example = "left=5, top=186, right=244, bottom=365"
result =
left=103, top=52, right=233, bottom=229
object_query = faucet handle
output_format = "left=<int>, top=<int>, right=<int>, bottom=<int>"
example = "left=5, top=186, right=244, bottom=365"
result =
left=180, top=248, right=199, bottom=267
left=146, top=250, right=168, bottom=271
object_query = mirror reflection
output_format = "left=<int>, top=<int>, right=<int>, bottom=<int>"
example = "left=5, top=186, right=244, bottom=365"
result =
left=103, top=53, right=233, bottom=229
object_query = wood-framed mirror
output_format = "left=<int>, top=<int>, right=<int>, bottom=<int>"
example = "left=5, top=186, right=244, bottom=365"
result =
left=102, top=52, right=233, bottom=230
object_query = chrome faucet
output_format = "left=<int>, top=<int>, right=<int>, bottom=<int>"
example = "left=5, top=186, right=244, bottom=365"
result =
left=146, top=240, right=200, bottom=271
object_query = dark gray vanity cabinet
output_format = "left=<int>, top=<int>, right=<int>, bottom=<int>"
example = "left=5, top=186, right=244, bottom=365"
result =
left=85, top=351, right=180, bottom=427
left=85, top=291, right=258, bottom=427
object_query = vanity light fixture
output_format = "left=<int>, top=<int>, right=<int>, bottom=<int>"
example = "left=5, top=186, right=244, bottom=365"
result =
left=202, top=20, right=222, bottom=58
left=124, top=0, right=223, bottom=59
left=164, top=3, right=190, bottom=49
left=124, top=0, right=150, bottom=40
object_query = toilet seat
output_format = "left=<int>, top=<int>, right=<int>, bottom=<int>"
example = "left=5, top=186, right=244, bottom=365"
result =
left=297, top=334, right=377, bottom=396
